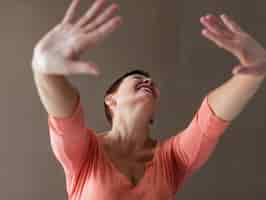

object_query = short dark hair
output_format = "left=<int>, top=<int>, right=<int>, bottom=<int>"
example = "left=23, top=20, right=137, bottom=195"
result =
left=104, top=69, right=151, bottom=126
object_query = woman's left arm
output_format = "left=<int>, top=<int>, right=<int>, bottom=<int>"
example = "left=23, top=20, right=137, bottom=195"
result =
left=201, top=14, right=266, bottom=121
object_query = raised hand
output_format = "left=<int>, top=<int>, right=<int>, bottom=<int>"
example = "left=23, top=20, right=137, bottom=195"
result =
left=200, top=14, right=266, bottom=76
left=32, top=0, right=123, bottom=75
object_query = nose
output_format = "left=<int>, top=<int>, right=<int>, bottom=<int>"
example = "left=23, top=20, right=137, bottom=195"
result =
left=143, top=78, right=153, bottom=85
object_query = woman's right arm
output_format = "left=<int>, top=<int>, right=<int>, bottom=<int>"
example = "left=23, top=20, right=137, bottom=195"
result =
left=31, top=0, right=123, bottom=191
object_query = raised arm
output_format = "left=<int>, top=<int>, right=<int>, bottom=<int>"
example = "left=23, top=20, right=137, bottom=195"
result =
left=178, top=14, right=266, bottom=172
left=162, top=15, right=266, bottom=186
left=32, top=0, right=122, bottom=117
left=200, top=14, right=266, bottom=121
left=31, top=0, right=123, bottom=191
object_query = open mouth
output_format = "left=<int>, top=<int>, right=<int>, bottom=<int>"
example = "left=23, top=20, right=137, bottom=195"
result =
left=141, top=87, right=153, bottom=94
left=136, top=84, right=155, bottom=97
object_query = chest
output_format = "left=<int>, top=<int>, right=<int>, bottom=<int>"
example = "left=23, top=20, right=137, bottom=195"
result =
left=71, top=136, right=180, bottom=200
left=105, top=148, right=154, bottom=186
left=78, top=159, right=176, bottom=200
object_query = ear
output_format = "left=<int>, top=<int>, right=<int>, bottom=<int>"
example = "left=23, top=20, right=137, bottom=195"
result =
left=105, top=94, right=117, bottom=108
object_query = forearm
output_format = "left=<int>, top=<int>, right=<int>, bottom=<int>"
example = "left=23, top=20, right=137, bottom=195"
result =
left=207, top=73, right=265, bottom=121
left=33, top=71, right=79, bottom=118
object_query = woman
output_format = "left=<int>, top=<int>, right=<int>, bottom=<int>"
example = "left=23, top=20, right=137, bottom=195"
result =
left=31, top=0, right=266, bottom=199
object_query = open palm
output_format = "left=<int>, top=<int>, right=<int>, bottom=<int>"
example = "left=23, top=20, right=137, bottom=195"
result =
left=32, top=0, right=123, bottom=75
left=200, top=14, right=266, bottom=76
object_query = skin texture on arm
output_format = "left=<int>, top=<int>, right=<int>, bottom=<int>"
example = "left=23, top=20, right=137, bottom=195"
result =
left=207, top=73, right=264, bottom=122
left=32, top=73, right=79, bottom=118
left=200, top=14, right=266, bottom=121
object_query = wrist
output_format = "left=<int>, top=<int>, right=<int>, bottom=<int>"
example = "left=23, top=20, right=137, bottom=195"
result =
left=238, top=49, right=266, bottom=66
left=233, top=69, right=266, bottom=81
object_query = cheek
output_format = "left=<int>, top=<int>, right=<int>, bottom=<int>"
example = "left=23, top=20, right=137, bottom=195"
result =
left=119, top=82, right=137, bottom=96
left=116, top=87, right=136, bottom=104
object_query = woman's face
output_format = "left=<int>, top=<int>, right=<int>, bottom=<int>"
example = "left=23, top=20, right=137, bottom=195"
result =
left=107, top=74, right=160, bottom=118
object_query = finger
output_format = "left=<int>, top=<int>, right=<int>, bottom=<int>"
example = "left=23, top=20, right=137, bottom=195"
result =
left=84, top=3, right=119, bottom=33
left=220, top=14, right=243, bottom=33
left=66, top=60, right=100, bottom=75
left=200, top=15, right=232, bottom=38
left=201, top=28, right=230, bottom=49
left=88, top=16, right=123, bottom=42
left=76, top=0, right=107, bottom=28
left=62, top=0, right=80, bottom=24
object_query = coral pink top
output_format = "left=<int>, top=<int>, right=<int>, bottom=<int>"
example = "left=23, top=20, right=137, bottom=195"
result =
left=48, top=94, right=230, bottom=200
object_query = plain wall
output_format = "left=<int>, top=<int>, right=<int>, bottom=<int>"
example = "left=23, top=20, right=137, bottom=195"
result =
left=1, top=0, right=266, bottom=199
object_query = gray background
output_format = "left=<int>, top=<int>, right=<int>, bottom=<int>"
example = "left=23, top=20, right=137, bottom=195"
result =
left=1, top=0, right=266, bottom=199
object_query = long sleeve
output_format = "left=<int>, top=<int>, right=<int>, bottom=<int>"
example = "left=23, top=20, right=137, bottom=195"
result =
left=156, top=94, right=231, bottom=193
left=174, top=94, right=231, bottom=173
left=48, top=95, right=98, bottom=192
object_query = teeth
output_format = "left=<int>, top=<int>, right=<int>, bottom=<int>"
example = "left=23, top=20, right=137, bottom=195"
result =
left=136, top=84, right=154, bottom=96
left=142, top=87, right=151, bottom=92
left=141, top=87, right=152, bottom=94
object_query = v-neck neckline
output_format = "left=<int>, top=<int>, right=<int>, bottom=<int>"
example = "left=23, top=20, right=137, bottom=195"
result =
left=97, top=136, right=160, bottom=190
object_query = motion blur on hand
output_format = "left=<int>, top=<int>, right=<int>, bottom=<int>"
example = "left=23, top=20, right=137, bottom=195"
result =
left=32, top=0, right=123, bottom=75
left=200, top=13, right=266, bottom=77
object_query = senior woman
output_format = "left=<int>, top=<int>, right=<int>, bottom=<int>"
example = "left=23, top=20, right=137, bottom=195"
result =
left=31, top=0, right=266, bottom=199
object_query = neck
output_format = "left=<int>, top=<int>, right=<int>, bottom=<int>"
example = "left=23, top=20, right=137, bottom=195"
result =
left=107, top=113, right=153, bottom=154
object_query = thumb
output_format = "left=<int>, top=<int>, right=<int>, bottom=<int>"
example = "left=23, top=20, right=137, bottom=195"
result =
left=66, top=60, right=100, bottom=75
